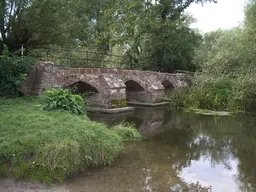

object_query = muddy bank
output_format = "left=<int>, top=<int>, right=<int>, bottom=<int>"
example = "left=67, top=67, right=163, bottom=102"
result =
left=0, top=179, right=67, bottom=192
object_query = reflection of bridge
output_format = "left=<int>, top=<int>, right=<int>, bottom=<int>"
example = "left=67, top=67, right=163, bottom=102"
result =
left=89, top=106, right=184, bottom=136
left=21, top=62, right=192, bottom=111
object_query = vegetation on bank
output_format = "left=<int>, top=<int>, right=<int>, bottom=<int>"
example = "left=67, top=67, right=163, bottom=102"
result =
left=112, top=123, right=142, bottom=141
left=0, top=97, right=141, bottom=183
left=43, top=88, right=86, bottom=115
left=171, top=75, right=256, bottom=113
left=170, top=0, right=256, bottom=113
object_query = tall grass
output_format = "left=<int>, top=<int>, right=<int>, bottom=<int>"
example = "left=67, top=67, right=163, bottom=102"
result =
left=112, top=122, right=141, bottom=141
left=171, top=75, right=256, bottom=112
left=0, top=98, right=125, bottom=183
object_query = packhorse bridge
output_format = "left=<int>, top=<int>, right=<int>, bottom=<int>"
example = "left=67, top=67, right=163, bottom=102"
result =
left=21, top=62, right=192, bottom=112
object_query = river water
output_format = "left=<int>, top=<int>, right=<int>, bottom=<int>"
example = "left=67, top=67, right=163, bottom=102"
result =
left=2, top=106, right=256, bottom=192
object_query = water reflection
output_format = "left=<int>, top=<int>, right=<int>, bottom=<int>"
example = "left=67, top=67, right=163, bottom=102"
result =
left=179, top=156, right=239, bottom=191
left=89, top=106, right=182, bottom=136
left=72, top=107, right=256, bottom=192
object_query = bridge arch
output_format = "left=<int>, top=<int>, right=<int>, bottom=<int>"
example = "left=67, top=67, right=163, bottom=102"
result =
left=161, top=80, right=175, bottom=97
left=68, top=81, right=99, bottom=95
left=123, top=79, right=146, bottom=102
left=125, top=80, right=145, bottom=92
left=122, top=76, right=146, bottom=90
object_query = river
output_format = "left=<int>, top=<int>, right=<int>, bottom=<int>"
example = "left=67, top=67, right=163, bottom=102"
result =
left=1, top=106, right=256, bottom=192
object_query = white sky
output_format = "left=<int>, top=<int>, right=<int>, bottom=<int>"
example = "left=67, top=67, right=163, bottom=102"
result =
left=186, top=0, right=248, bottom=33
left=179, top=156, right=240, bottom=191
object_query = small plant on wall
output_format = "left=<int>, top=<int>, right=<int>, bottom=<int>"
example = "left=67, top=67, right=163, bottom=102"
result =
left=43, top=88, right=85, bottom=115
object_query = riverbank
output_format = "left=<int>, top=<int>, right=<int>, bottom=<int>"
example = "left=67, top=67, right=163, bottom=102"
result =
left=169, top=78, right=256, bottom=115
left=0, top=98, right=140, bottom=183
left=0, top=178, right=64, bottom=192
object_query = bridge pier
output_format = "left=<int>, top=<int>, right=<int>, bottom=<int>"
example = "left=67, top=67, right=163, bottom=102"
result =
left=21, top=62, right=191, bottom=113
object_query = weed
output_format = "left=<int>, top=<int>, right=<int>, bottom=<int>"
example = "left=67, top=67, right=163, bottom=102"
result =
left=43, top=88, right=85, bottom=115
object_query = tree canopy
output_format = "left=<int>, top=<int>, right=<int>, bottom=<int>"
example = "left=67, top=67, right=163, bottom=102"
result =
left=0, top=0, right=216, bottom=72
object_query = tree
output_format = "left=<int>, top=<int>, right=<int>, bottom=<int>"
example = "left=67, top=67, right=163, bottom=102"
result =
left=0, top=0, right=98, bottom=54
left=0, top=0, right=216, bottom=71
left=101, top=0, right=211, bottom=72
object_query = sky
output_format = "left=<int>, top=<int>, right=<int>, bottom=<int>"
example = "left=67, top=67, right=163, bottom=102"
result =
left=179, top=156, right=240, bottom=191
left=186, top=0, right=248, bottom=33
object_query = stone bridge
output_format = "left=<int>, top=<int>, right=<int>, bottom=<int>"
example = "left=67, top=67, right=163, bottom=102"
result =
left=21, top=62, right=192, bottom=112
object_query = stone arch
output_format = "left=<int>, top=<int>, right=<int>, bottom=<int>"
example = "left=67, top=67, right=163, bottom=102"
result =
left=125, top=80, right=145, bottom=92
left=124, top=79, right=146, bottom=102
left=122, top=76, right=146, bottom=90
left=161, top=80, right=175, bottom=97
left=64, top=79, right=100, bottom=100
left=64, top=75, right=102, bottom=92
left=69, top=81, right=99, bottom=95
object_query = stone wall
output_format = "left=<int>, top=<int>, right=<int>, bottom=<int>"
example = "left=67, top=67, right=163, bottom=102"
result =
left=20, top=62, right=56, bottom=95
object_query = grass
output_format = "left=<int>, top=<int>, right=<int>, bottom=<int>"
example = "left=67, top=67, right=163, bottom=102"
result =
left=0, top=97, right=133, bottom=183
left=112, top=122, right=142, bottom=141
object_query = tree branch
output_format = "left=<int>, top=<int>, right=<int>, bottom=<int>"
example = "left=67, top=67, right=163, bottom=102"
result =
left=6, top=0, right=15, bottom=35
left=0, top=0, right=6, bottom=41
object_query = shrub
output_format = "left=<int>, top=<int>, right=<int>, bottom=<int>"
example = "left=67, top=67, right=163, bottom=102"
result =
left=0, top=46, right=36, bottom=97
left=112, top=122, right=141, bottom=141
left=43, top=88, right=85, bottom=115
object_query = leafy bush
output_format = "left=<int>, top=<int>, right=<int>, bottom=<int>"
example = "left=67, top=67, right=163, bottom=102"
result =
left=112, top=122, right=141, bottom=141
left=43, top=88, right=85, bottom=115
left=0, top=98, right=123, bottom=183
left=0, top=46, right=36, bottom=97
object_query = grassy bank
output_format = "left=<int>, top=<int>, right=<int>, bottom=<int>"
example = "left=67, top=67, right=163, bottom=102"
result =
left=170, top=76, right=256, bottom=113
left=0, top=97, right=140, bottom=183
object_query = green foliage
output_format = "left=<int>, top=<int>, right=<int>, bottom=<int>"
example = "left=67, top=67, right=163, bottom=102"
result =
left=171, top=76, right=256, bottom=112
left=171, top=0, right=256, bottom=112
left=172, top=78, right=234, bottom=111
left=139, top=15, right=201, bottom=72
left=1, top=0, right=215, bottom=72
left=112, top=122, right=141, bottom=141
left=0, top=98, right=123, bottom=183
left=102, top=0, right=203, bottom=72
left=43, top=88, right=85, bottom=115
left=0, top=0, right=88, bottom=54
left=0, top=46, right=36, bottom=97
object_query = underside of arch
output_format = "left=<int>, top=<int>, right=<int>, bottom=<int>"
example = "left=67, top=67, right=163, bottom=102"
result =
left=162, top=80, right=174, bottom=89
left=125, top=80, right=146, bottom=102
left=161, top=80, right=175, bottom=97
left=125, top=80, right=145, bottom=92
left=68, top=81, right=99, bottom=97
